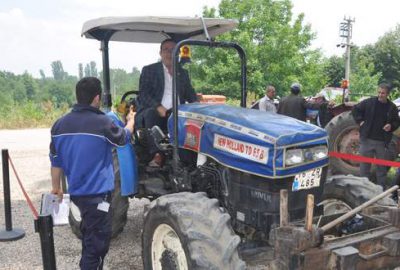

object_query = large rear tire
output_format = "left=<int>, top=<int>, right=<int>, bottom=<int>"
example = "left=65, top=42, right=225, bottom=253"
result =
left=322, top=175, right=396, bottom=215
left=66, top=150, right=129, bottom=238
left=142, top=192, right=245, bottom=270
left=325, top=111, right=361, bottom=175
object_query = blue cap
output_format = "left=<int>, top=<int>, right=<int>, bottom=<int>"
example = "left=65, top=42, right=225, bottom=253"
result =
left=290, top=83, right=301, bottom=91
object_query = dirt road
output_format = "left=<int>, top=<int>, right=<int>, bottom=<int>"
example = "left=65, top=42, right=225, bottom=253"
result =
left=0, top=128, right=145, bottom=270
left=0, top=129, right=268, bottom=270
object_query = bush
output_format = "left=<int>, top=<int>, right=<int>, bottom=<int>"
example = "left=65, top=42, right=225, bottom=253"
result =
left=0, top=101, right=69, bottom=129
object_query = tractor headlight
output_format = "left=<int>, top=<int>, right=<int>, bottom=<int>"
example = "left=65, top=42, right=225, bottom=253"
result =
left=285, top=149, right=304, bottom=166
left=309, top=146, right=328, bottom=160
left=285, top=145, right=328, bottom=166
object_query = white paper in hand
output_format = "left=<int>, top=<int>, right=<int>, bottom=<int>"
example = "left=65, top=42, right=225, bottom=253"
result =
left=40, top=193, right=70, bottom=226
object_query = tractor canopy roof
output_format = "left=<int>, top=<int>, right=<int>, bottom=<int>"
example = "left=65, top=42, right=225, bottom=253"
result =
left=81, top=16, right=238, bottom=43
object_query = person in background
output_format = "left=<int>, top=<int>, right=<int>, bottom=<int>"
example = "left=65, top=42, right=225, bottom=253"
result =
left=352, top=83, right=400, bottom=190
left=49, top=77, right=135, bottom=270
left=277, top=83, right=321, bottom=121
left=259, top=85, right=277, bottom=113
left=314, top=93, right=334, bottom=128
left=136, top=38, right=197, bottom=167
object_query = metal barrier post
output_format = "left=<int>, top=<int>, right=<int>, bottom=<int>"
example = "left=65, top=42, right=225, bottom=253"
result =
left=0, top=149, right=25, bottom=241
left=35, top=214, right=57, bottom=270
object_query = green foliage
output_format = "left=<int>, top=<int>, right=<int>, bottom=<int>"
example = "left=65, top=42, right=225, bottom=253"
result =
left=370, top=25, right=400, bottom=89
left=323, top=45, right=382, bottom=100
left=78, top=63, right=84, bottom=79
left=0, top=101, right=69, bottom=129
left=3, top=13, right=400, bottom=128
left=110, top=68, right=140, bottom=94
left=189, top=0, right=326, bottom=102
left=350, top=57, right=381, bottom=99
left=0, top=71, right=28, bottom=103
left=51, top=60, right=68, bottom=81
left=84, top=61, right=98, bottom=77
left=0, top=59, right=141, bottom=128
left=323, top=56, right=345, bottom=87
left=39, top=69, right=46, bottom=80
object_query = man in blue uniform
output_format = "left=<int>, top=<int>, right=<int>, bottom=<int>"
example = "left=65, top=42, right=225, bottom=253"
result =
left=49, top=77, right=134, bottom=269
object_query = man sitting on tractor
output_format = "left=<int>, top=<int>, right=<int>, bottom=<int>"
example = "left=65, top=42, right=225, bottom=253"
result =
left=136, top=38, right=198, bottom=167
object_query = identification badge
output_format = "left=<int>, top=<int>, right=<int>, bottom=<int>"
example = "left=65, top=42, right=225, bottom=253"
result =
left=97, top=201, right=110, bottom=212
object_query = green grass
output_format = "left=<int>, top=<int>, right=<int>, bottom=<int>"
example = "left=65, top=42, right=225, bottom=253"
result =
left=0, top=101, right=69, bottom=129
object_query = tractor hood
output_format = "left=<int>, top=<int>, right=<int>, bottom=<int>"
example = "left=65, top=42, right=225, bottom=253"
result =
left=169, top=103, right=328, bottom=179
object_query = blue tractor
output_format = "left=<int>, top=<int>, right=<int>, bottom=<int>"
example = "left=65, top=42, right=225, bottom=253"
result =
left=65, top=16, right=400, bottom=269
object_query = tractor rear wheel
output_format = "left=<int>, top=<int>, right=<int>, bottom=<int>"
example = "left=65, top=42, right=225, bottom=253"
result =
left=142, top=192, right=245, bottom=270
left=322, top=174, right=396, bottom=215
left=325, top=111, right=360, bottom=175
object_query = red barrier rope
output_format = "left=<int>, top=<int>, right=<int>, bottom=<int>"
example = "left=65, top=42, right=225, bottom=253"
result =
left=329, top=151, right=400, bottom=168
left=7, top=154, right=39, bottom=219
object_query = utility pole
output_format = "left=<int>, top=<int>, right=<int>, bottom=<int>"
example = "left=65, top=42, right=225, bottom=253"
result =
left=337, top=16, right=355, bottom=83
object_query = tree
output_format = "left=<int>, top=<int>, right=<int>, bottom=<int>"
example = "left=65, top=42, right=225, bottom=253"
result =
left=0, top=71, right=15, bottom=108
left=323, top=56, right=345, bottom=87
left=132, top=67, right=140, bottom=77
left=51, top=60, right=67, bottom=81
left=39, top=69, right=46, bottom=80
left=369, top=25, right=400, bottom=90
left=84, top=61, right=98, bottom=77
left=189, top=0, right=325, bottom=101
left=84, top=63, right=91, bottom=77
left=90, top=61, right=98, bottom=77
left=21, top=72, right=38, bottom=100
left=78, top=63, right=83, bottom=79
left=99, top=67, right=141, bottom=102
left=47, top=81, right=74, bottom=105
left=350, top=57, right=381, bottom=99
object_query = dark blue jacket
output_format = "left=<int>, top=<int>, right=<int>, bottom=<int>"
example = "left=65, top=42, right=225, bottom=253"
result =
left=50, top=104, right=131, bottom=196
left=136, top=62, right=197, bottom=113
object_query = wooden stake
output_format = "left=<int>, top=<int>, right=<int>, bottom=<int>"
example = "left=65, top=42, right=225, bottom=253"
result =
left=305, top=194, right=314, bottom=231
left=280, top=189, right=288, bottom=227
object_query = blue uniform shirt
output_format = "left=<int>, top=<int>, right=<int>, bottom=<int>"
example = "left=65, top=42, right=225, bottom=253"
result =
left=50, top=104, right=131, bottom=196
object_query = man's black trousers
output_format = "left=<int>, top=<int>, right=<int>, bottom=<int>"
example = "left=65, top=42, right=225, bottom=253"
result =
left=71, top=194, right=112, bottom=270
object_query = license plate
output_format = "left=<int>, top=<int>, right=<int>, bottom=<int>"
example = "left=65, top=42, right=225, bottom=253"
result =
left=292, top=167, right=322, bottom=191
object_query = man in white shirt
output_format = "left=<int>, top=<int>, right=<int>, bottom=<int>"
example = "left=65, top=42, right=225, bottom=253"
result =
left=136, top=39, right=198, bottom=166
left=259, top=85, right=277, bottom=113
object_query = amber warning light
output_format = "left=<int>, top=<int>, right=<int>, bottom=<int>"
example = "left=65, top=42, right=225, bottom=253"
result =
left=341, top=79, right=349, bottom=89
left=179, top=45, right=191, bottom=64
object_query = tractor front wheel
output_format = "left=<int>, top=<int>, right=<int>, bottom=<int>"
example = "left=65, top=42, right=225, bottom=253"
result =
left=142, top=192, right=245, bottom=270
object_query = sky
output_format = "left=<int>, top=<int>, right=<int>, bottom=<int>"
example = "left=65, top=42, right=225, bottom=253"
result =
left=1, top=0, right=400, bottom=78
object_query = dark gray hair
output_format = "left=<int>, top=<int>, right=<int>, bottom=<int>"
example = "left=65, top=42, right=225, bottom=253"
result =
left=160, top=38, right=176, bottom=50
left=378, top=83, right=391, bottom=93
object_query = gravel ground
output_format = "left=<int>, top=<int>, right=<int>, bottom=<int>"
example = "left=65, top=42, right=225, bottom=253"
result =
left=0, top=128, right=271, bottom=270
left=0, top=129, right=147, bottom=270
